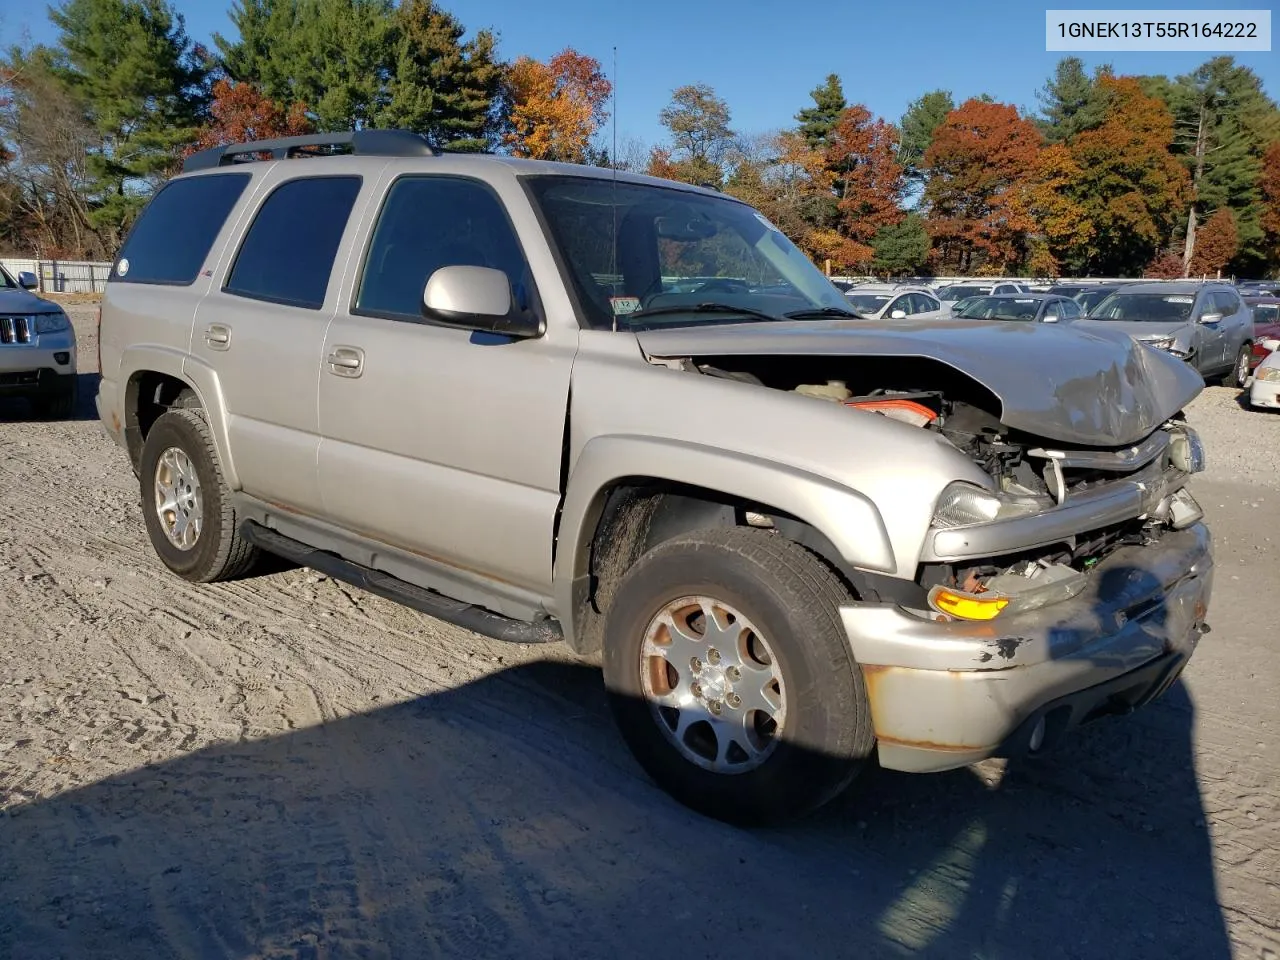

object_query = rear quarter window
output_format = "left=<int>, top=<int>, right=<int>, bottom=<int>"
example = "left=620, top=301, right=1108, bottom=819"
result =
left=112, top=173, right=252, bottom=285
left=225, top=176, right=363, bottom=310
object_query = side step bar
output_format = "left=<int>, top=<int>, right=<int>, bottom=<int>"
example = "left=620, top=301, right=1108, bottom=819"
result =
left=240, top=521, right=562, bottom=645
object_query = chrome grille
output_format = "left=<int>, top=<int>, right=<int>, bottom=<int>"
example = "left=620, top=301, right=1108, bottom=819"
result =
left=0, top=316, right=34, bottom=345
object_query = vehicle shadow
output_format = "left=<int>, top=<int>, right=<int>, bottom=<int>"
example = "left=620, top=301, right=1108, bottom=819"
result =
left=0, top=372, right=101, bottom=423
left=0, top=574, right=1229, bottom=959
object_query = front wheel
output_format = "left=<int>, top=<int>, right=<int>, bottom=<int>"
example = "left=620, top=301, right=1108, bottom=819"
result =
left=602, top=526, right=875, bottom=825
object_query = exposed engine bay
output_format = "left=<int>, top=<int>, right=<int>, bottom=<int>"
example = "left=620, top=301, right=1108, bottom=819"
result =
left=678, top=353, right=1205, bottom=621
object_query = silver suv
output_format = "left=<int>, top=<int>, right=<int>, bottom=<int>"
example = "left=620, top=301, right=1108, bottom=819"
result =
left=97, top=131, right=1215, bottom=824
left=1076, top=280, right=1256, bottom=388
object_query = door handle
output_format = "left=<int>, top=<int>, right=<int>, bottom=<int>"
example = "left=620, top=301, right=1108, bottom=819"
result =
left=204, top=323, right=231, bottom=350
left=326, top=346, right=364, bottom=378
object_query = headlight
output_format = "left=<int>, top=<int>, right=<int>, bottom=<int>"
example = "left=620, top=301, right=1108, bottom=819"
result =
left=1261, top=338, right=1280, bottom=351
left=1258, top=367, right=1280, bottom=383
left=1143, top=336, right=1176, bottom=351
left=34, top=311, right=70, bottom=334
left=1167, top=425, right=1205, bottom=473
left=931, top=481, right=1045, bottom=528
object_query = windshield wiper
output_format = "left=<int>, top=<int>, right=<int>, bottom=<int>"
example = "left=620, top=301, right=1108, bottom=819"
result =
left=626, top=302, right=782, bottom=325
left=783, top=306, right=859, bottom=320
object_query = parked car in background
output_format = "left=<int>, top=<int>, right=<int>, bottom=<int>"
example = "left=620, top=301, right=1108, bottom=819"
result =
left=0, top=264, right=79, bottom=418
left=1248, top=345, right=1280, bottom=410
left=951, top=293, right=1083, bottom=324
left=1074, top=283, right=1128, bottom=315
left=1075, top=281, right=1254, bottom=387
left=934, top=280, right=1029, bottom=305
left=1237, top=280, right=1280, bottom=298
left=843, top=284, right=946, bottom=320
left=96, top=129, right=1215, bottom=825
left=1244, top=297, right=1280, bottom=371
left=1047, top=283, right=1089, bottom=298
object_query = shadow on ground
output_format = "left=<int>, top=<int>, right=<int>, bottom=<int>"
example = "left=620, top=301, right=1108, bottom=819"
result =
left=0, top=372, right=101, bottom=422
left=0, top=658, right=1229, bottom=960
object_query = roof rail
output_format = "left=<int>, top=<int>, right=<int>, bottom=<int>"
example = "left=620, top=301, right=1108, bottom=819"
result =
left=182, top=129, right=442, bottom=173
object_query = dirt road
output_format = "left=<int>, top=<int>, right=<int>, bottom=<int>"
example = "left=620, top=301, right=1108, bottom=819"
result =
left=1, top=306, right=1277, bottom=959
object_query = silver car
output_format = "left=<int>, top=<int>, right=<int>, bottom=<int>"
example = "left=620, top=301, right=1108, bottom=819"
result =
left=0, top=265, right=78, bottom=418
left=1075, top=280, right=1256, bottom=388
left=844, top=284, right=946, bottom=320
left=96, top=131, right=1214, bottom=824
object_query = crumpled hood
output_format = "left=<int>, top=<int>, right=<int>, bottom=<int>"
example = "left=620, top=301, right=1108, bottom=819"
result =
left=1072, top=318, right=1191, bottom=341
left=635, top=317, right=1205, bottom=447
left=0, top=288, right=60, bottom=314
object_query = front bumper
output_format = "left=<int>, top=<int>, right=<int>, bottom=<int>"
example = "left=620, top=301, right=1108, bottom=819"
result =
left=1248, top=376, right=1280, bottom=410
left=0, top=333, right=77, bottom=394
left=843, top=521, right=1213, bottom=773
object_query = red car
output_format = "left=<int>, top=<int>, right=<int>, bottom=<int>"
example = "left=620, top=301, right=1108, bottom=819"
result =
left=1245, top=297, right=1280, bottom=370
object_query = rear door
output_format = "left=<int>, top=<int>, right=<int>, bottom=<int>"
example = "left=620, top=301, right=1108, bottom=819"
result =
left=191, top=170, right=369, bottom=513
left=315, top=172, right=576, bottom=597
left=1193, top=291, right=1230, bottom=373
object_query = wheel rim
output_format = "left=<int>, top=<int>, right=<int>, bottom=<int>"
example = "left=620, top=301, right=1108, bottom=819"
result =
left=640, top=595, right=786, bottom=774
left=1238, top=349, right=1250, bottom=385
left=154, top=447, right=203, bottom=550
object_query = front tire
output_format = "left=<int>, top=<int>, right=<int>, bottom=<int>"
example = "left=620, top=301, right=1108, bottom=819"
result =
left=602, top=526, right=875, bottom=825
left=32, top=379, right=77, bottom=419
left=1230, top=344, right=1253, bottom=389
left=139, top=408, right=259, bottom=583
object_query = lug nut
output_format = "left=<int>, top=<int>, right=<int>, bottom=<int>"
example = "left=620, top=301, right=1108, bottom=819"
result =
left=727, top=693, right=741, bottom=709
left=690, top=682, right=702, bottom=698
left=708, top=648, right=721, bottom=665
left=690, top=657, right=702, bottom=672
left=709, top=700, right=723, bottom=715
left=726, top=666, right=740, bottom=682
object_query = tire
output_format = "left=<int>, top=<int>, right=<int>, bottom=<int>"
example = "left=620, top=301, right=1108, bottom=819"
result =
left=138, top=407, right=259, bottom=583
left=32, top=379, right=77, bottom=420
left=1229, top=344, right=1252, bottom=389
left=602, top=526, right=875, bottom=826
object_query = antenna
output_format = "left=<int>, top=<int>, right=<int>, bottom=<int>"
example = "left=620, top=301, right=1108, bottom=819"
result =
left=610, top=44, right=620, bottom=332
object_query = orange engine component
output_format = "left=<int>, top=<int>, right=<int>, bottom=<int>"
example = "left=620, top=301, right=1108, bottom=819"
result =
left=843, top=398, right=939, bottom=427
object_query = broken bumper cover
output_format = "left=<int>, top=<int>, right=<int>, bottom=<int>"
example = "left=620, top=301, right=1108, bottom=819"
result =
left=842, top=521, right=1213, bottom=773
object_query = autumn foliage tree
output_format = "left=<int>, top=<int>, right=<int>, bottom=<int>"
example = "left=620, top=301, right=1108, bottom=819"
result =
left=1188, top=207, right=1239, bottom=276
left=189, top=78, right=313, bottom=153
left=1067, top=76, right=1188, bottom=275
left=1262, top=140, right=1280, bottom=265
left=502, top=49, right=610, bottom=163
left=823, top=105, right=904, bottom=270
left=1024, top=142, right=1093, bottom=274
left=921, top=99, right=1042, bottom=273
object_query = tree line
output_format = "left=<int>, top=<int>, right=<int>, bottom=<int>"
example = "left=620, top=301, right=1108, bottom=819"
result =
left=2, top=0, right=1278, bottom=279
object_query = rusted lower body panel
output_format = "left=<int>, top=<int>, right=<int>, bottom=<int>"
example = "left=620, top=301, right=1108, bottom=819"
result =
left=844, top=522, right=1214, bottom=773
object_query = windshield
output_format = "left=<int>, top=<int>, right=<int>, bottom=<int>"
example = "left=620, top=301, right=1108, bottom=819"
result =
left=935, top=284, right=989, bottom=301
left=1087, top=292, right=1196, bottom=322
left=954, top=296, right=1042, bottom=321
left=524, top=175, right=851, bottom=329
left=1075, top=287, right=1117, bottom=313
left=845, top=293, right=893, bottom=313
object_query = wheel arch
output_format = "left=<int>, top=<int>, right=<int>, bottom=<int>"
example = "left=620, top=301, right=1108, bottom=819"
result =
left=552, top=436, right=896, bottom=654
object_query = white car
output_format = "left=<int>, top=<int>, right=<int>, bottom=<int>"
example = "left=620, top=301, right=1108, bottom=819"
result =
left=843, top=284, right=946, bottom=320
left=1248, top=337, right=1280, bottom=410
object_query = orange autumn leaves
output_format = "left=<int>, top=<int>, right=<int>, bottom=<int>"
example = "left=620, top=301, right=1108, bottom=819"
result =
left=502, top=49, right=610, bottom=163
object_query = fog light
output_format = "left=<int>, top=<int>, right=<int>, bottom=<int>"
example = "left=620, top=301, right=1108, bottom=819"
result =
left=1029, top=717, right=1046, bottom=752
left=1168, top=426, right=1205, bottom=474
left=54, top=351, right=70, bottom=365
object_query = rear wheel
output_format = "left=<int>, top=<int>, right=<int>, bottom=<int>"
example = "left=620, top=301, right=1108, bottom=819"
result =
left=602, top=526, right=875, bottom=825
left=139, top=408, right=259, bottom=582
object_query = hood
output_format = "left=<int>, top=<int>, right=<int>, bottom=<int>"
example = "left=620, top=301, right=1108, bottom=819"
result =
left=1073, top=318, right=1190, bottom=340
left=635, top=317, right=1204, bottom=447
left=0, top=288, right=59, bottom=314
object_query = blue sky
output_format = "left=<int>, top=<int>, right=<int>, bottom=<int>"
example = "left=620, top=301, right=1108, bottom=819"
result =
left=10, top=0, right=1279, bottom=150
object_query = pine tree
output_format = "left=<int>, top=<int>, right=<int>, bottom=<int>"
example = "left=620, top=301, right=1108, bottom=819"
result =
left=795, top=74, right=846, bottom=150
left=1036, top=57, right=1108, bottom=141
left=898, top=90, right=953, bottom=188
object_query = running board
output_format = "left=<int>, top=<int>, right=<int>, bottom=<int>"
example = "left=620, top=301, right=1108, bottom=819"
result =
left=240, top=521, right=562, bottom=645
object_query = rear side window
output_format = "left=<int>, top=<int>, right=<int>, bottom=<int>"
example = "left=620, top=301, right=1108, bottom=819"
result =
left=225, top=176, right=362, bottom=310
left=113, top=173, right=251, bottom=285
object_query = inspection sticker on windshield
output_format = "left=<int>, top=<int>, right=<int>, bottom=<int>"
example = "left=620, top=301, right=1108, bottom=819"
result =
left=1164, top=296, right=1195, bottom=303
left=610, top=296, right=641, bottom=315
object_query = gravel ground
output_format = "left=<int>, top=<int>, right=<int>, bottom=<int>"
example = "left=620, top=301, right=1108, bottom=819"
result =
left=0, top=305, right=1277, bottom=960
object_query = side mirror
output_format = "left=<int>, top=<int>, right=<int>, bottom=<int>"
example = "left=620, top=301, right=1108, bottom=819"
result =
left=889, top=309, right=908, bottom=319
left=17, top=271, right=37, bottom=290
left=1043, top=313, right=1060, bottom=323
left=1198, top=312, right=1223, bottom=324
left=422, top=265, right=542, bottom=339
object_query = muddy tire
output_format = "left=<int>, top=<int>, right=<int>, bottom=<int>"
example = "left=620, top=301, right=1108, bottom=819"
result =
left=139, top=408, right=258, bottom=583
left=602, top=526, right=874, bottom=826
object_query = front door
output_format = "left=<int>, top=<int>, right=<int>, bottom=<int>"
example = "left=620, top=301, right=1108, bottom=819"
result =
left=315, top=172, right=576, bottom=597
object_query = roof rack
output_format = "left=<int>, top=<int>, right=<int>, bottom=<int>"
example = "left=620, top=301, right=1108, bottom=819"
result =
left=182, top=129, right=443, bottom=173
